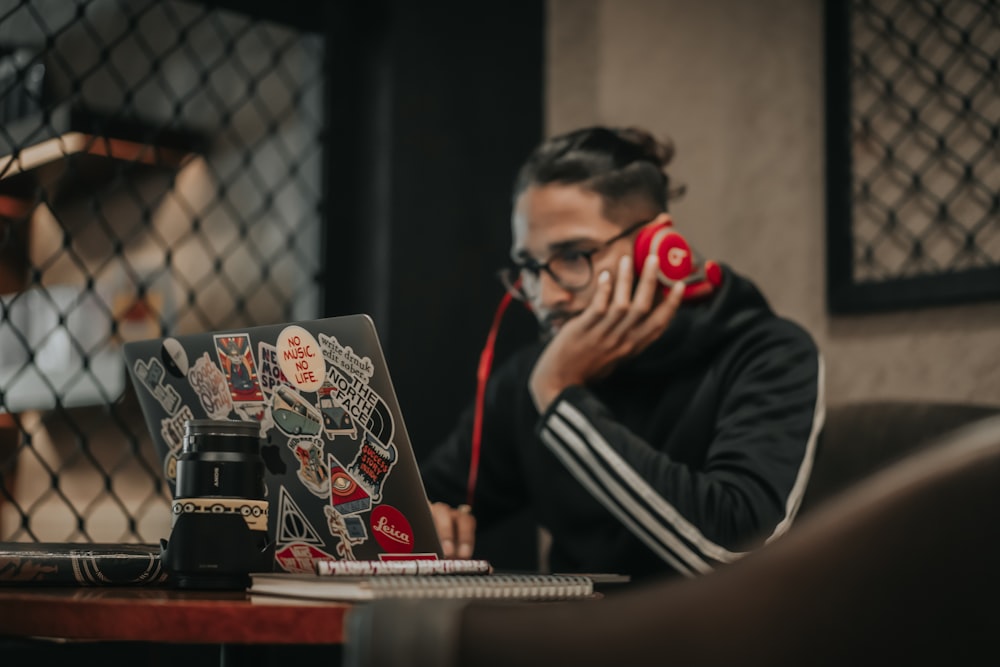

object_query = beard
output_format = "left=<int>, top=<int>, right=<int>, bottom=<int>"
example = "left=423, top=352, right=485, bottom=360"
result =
left=537, top=309, right=579, bottom=342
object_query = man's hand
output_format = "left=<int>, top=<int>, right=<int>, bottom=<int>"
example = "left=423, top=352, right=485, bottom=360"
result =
left=529, top=254, right=686, bottom=413
left=429, top=501, right=476, bottom=559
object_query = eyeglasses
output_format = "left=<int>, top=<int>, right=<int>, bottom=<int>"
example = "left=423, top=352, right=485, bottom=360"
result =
left=498, top=217, right=653, bottom=301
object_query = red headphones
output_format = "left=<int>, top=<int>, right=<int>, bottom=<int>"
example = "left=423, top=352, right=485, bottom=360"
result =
left=465, top=217, right=722, bottom=507
left=633, top=215, right=723, bottom=301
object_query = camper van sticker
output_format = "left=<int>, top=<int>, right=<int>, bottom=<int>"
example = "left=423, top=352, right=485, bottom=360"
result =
left=327, top=453, right=372, bottom=515
left=276, top=325, right=325, bottom=393
left=188, top=352, right=234, bottom=420
left=324, top=505, right=367, bottom=560
left=214, top=333, right=264, bottom=403
left=347, top=432, right=397, bottom=503
left=288, top=436, right=329, bottom=497
left=271, top=385, right=322, bottom=436
left=133, top=357, right=182, bottom=415
left=317, top=380, right=358, bottom=439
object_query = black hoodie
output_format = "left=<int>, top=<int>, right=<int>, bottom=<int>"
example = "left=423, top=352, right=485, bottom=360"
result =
left=420, top=264, right=824, bottom=581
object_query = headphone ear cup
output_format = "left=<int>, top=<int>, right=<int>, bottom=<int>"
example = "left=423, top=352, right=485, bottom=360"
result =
left=651, top=230, right=694, bottom=282
left=633, top=221, right=670, bottom=276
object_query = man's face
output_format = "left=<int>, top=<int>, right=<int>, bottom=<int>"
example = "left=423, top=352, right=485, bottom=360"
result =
left=511, top=184, right=638, bottom=337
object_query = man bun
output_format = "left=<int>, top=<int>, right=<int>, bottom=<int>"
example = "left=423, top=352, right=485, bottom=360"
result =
left=513, top=125, right=685, bottom=214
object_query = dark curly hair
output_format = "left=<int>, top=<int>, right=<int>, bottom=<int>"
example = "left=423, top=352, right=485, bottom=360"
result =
left=512, top=126, right=685, bottom=219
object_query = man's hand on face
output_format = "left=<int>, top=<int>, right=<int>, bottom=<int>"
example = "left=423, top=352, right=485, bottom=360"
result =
left=529, top=253, right=685, bottom=413
left=429, top=501, right=476, bottom=559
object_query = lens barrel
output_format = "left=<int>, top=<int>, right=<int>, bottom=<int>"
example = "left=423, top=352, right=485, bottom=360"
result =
left=175, top=419, right=266, bottom=500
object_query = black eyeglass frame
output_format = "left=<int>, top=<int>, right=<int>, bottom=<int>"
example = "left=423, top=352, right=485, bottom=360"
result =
left=497, top=216, right=656, bottom=301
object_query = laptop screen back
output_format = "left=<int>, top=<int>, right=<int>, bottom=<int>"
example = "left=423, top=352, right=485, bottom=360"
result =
left=123, top=314, right=444, bottom=573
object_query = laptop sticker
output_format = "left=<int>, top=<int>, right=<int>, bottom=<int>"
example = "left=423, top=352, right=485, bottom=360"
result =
left=288, top=435, right=329, bottom=498
left=370, top=504, right=414, bottom=554
left=161, top=337, right=190, bottom=378
left=276, top=325, right=325, bottom=392
left=276, top=485, right=325, bottom=547
left=317, top=380, right=357, bottom=440
left=214, top=333, right=265, bottom=403
left=327, top=453, right=372, bottom=515
left=271, top=385, right=322, bottom=437
left=274, top=542, right=338, bottom=574
left=256, top=341, right=291, bottom=399
left=188, top=351, right=234, bottom=420
left=348, top=432, right=397, bottom=503
left=159, top=404, right=195, bottom=484
left=324, top=504, right=367, bottom=560
left=133, top=357, right=183, bottom=415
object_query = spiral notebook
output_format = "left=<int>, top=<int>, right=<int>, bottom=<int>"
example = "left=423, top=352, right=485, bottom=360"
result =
left=123, top=314, right=445, bottom=574
left=249, top=571, right=599, bottom=602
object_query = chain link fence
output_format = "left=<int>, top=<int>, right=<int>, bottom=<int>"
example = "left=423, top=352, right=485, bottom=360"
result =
left=0, top=0, right=323, bottom=542
left=827, top=0, right=999, bottom=311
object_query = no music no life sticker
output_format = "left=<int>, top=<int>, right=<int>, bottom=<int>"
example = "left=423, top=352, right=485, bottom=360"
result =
left=276, top=325, right=326, bottom=393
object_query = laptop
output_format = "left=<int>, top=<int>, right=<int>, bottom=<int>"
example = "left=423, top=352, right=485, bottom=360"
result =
left=123, top=314, right=444, bottom=573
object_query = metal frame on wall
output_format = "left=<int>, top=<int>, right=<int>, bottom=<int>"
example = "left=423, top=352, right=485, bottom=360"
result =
left=0, top=0, right=544, bottom=570
left=0, top=0, right=325, bottom=542
left=825, top=0, right=1000, bottom=314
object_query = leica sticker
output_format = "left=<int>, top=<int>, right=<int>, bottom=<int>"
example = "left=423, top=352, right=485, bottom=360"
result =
left=370, top=504, right=414, bottom=554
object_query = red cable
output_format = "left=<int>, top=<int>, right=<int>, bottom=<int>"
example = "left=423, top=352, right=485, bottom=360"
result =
left=467, top=290, right=514, bottom=508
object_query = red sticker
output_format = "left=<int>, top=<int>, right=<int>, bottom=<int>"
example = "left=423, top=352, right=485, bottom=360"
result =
left=370, top=504, right=414, bottom=553
left=274, top=542, right=337, bottom=574
left=379, top=552, right=438, bottom=561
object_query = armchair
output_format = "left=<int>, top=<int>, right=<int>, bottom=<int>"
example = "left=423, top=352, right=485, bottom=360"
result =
left=345, top=406, right=1000, bottom=667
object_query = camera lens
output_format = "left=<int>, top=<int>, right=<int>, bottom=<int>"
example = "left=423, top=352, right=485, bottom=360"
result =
left=175, top=419, right=266, bottom=500
left=162, top=419, right=274, bottom=590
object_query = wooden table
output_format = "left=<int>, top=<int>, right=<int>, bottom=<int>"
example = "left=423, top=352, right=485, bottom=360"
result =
left=0, top=585, right=351, bottom=665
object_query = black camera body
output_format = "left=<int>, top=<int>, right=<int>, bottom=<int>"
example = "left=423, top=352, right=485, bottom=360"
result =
left=160, top=419, right=274, bottom=589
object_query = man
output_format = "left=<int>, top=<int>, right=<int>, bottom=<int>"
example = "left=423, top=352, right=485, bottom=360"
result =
left=420, top=126, right=824, bottom=580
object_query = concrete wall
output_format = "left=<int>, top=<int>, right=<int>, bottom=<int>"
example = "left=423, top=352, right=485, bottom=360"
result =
left=547, top=0, right=1000, bottom=406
